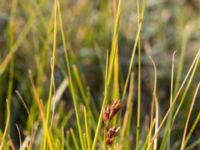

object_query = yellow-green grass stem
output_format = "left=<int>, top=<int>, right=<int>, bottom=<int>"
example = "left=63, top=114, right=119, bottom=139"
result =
left=180, top=82, right=200, bottom=150
left=73, top=65, right=98, bottom=122
left=185, top=137, right=200, bottom=150
left=43, top=0, right=57, bottom=149
left=70, top=128, right=79, bottom=150
left=0, top=100, right=10, bottom=149
left=172, top=53, right=199, bottom=123
left=184, top=112, right=200, bottom=147
left=29, top=71, right=53, bottom=150
left=84, top=107, right=91, bottom=150
left=91, top=50, right=109, bottom=150
left=6, top=0, right=17, bottom=134
left=160, top=51, right=176, bottom=150
left=57, top=0, right=84, bottom=149
left=122, top=0, right=146, bottom=101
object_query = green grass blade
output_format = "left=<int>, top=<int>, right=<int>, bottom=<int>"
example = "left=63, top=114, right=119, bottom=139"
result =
left=84, top=107, right=91, bottom=150
left=180, top=82, right=200, bottom=150
left=70, top=128, right=79, bottom=150
left=122, top=0, right=146, bottom=101
left=43, top=1, right=57, bottom=149
left=57, top=0, right=84, bottom=149
left=184, top=111, right=200, bottom=146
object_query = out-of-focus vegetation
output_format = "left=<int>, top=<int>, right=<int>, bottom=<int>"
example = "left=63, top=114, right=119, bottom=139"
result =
left=0, top=0, right=200, bottom=149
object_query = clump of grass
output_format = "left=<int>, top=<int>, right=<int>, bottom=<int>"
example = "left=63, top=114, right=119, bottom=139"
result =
left=0, top=0, right=200, bottom=150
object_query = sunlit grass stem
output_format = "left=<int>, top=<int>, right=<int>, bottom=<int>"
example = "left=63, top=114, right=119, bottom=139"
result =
left=43, top=0, right=57, bottom=149
left=57, top=0, right=84, bottom=149
left=180, top=81, right=200, bottom=150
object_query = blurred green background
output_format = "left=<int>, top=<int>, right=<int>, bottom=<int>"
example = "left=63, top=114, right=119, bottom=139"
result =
left=0, top=0, right=200, bottom=149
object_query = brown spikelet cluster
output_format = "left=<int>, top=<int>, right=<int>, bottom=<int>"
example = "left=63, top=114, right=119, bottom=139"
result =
left=106, top=127, right=120, bottom=145
left=103, top=100, right=121, bottom=124
left=103, top=99, right=121, bottom=146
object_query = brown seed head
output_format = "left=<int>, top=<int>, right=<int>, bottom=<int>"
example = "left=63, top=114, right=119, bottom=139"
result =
left=106, top=127, right=120, bottom=145
left=107, top=127, right=120, bottom=138
left=103, top=100, right=121, bottom=124
left=106, top=137, right=114, bottom=145
left=103, top=106, right=111, bottom=123
left=109, top=100, right=121, bottom=119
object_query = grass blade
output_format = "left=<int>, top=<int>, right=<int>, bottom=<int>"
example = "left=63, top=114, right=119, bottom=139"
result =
left=180, top=81, right=200, bottom=150
left=57, top=0, right=84, bottom=149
